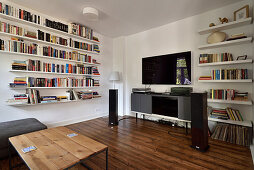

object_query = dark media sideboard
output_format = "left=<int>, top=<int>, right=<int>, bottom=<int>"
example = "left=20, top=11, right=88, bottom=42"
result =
left=131, top=93, right=191, bottom=121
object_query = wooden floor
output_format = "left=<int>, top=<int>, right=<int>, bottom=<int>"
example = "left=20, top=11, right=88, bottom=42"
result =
left=0, top=116, right=253, bottom=169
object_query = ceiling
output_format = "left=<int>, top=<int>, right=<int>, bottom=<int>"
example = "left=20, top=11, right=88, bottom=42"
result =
left=9, top=0, right=241, bottom=37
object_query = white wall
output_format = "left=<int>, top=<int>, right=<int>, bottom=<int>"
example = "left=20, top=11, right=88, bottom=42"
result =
left=113, top=0, right=254, bottom=122
left=0, top=1, right=113, bottom=127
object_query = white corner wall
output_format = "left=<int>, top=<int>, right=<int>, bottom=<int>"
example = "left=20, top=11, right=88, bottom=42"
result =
left=113, top=0, right=254, bottom=123
left=0, top=1, right=114, bottom=127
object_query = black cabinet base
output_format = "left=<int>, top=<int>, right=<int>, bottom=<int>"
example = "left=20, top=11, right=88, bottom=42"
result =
left=190, top=145, right=209, bottom=152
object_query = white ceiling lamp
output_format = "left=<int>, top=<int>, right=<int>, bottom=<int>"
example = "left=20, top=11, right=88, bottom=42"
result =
left=83, top=7, right=99, bottom=21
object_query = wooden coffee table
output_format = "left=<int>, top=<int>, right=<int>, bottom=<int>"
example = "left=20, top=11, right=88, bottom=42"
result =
left=8, top=126, right=108, bottom=170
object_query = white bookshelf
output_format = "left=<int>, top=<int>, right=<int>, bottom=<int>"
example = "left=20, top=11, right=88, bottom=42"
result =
left=7, top=99, right=99, bottom=107
left=0, top=13, right=100, bottom=44
left=9, top=86, right=99, bottom=90
left=207, top=99, right=252, bottom=105
left=0, top=32, right=99, bottom=55
left=9, top=70, right=100, bottom=77
left=198, top=79, right=252, bottom=83
left=198, top=59, right=253, bottom=67
left=198, top=37, right=252, bottom=49
left=208, top=117, right=252, bottom=127
left=0, top=50, right=100, bottom=66
left=198, top=18, right=252, bottom=35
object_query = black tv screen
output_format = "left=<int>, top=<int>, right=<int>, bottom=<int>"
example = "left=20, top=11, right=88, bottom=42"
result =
left=142, top=51, right=191, bottom=85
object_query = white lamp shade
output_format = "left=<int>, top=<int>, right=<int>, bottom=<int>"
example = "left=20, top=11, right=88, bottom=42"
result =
left=109, top=71, right=120, bottom=81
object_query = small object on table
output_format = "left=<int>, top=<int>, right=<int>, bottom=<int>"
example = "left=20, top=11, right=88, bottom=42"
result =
left=219, top=17, right=229, bottom=24
left=22, top=146, right=37, bottom=153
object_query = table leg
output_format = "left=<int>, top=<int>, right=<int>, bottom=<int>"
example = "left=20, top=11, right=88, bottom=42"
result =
left=136, top=113, right=138, bottom=122
left=185, top=122, right=188, bottom=135
left=106, top=148, right=108, bottom=170
left=8, top=141, right=12, bottom=170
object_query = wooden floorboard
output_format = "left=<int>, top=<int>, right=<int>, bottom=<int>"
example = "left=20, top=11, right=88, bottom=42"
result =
left=0, top=116, right=253, bottom=169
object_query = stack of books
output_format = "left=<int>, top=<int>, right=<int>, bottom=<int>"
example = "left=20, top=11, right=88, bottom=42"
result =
left=93, top=92, right=101, bottom=98
left=211, top=123, right=251, bottom=146
left=7, top=94, right=28, bottom=105
left=209, top=107, right=243, bottom=121
left=93, top=36, right=99, bottom=42
left=93, top=80, right=100, bottom=86
left=235, top=92, right=248, bottom=101
left=40, top=96, right=57, bottom=103
left=92, top=67, right=100, bottom=75
left=199, top=76, right=211, bottom=80
left=93, top=44, right=100, bottom=53
left=9, top=77, right=27, bottom=87
left=92, top=59, right=100, bottom=64
left=199, top=53, right=233, bottom=64
left=76, top=91, right=93, bottom=100
left=211, top=69, right=248, bottom=80
left=25, top=31, right=37, bottom=39
left=12, top=60, right=27, bottom=70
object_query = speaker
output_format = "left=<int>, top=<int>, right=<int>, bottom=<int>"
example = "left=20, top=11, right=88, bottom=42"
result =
left=190, top=92, right=209, bottom=152
left=109, top=89, right=118, bottom=126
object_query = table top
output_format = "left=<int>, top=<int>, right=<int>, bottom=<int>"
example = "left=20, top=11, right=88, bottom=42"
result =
left=9, top=126, right=107, bottom=170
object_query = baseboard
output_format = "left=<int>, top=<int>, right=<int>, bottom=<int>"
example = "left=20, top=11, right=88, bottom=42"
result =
left=46, top=112, right=108, bottom=128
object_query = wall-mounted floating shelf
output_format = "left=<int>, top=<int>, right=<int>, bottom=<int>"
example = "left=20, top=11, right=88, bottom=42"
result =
left=0, top=13, right=100, bottom=44
left=198, top=79, right=252, bottom=83
left=198, top=37, right=252, bottom=49
left=9, top=70, right=100, bottom=77
left=198, top=59, right=253, bottom=67
left=207, top=99, right=252, bottom=105
left=0, top=50, right=100, bottom=66
left=208, top=117, right=252, bottom=127
left=198, top=18, right=252, bottom=35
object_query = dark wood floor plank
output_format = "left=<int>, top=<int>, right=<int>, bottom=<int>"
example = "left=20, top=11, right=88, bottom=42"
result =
left=1, top=116, right=253, bottom=170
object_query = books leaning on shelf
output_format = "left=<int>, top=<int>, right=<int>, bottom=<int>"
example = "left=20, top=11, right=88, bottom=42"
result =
left=208, top=89, right=248, bottom=101
left=27, top=89, right=40, bottom=104
left=12, top=60, right=27, bottom=70
left=211, top=123, right=252, bottom=146
left=209, top=107, right=244, bottom=121
left=211, top=69, right=248, bottom=80
left=199, top=53, right=233, bottom=64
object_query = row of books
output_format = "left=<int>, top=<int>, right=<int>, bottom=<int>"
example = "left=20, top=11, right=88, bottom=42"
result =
left=199, top=53, right=233, bottom=64
left=0, top=21, right=24, bottom=36
left=69, top=38, right=93, bottom=52
left=0, top=2, right=68, bottom=33
left=0, top=39, right=98, bottom=55
left=37, top=30, right=68, bottom=46
left=211, top=123, right=251, bottom=146
left=13, top=59, right=97, bottom=75
left=69, top=23, right=93, bottom=40
left=209, top=107, right=244, bottom=121
left=211, top=69, right=248, bottom=80
left=208, top=89, right=248, bottom=101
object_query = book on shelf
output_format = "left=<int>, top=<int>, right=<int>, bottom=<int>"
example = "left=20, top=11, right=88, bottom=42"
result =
left=76, top=90, right=93, bottom=100
left=199, top=76, right=212, bottom=80
left=93, top=36, right=99, bottom=42
left=211, top=123, right=251, bottom=146
left=209, top=107, right=244, bottom=121
left=92, top=67, right=100, bottom=75
left=199, top=53, right=233, bottom=64
left=208, top=89, right=248, bottom=101
left=211, top=69, right=248, bottom=80
left=92, top=91, right=101, bottom=98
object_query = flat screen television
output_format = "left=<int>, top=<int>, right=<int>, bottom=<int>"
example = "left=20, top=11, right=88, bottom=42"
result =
left=142, top=51, right=191, bottom=85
